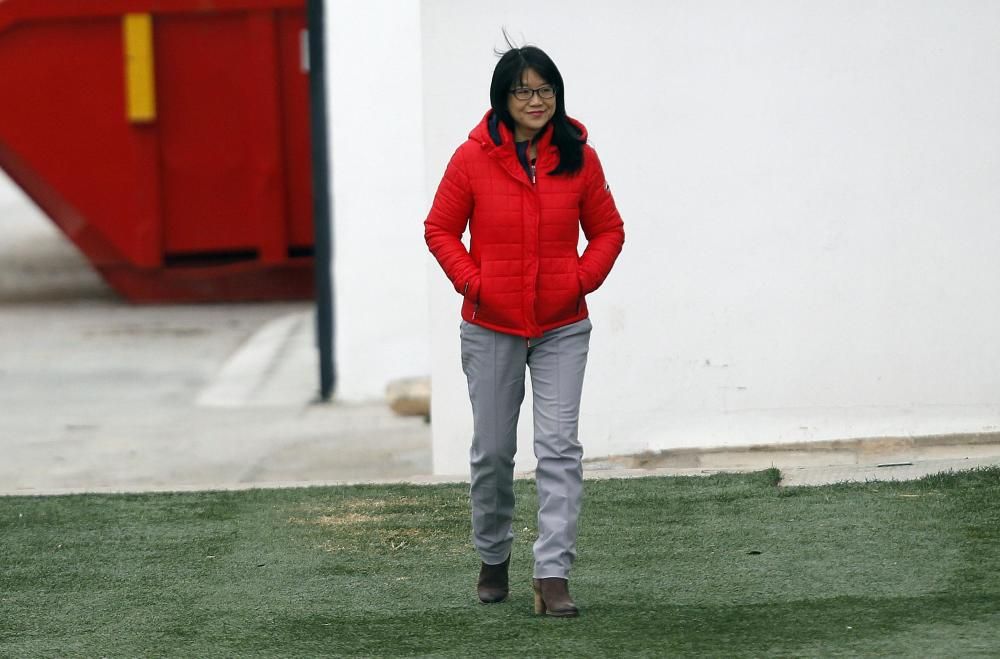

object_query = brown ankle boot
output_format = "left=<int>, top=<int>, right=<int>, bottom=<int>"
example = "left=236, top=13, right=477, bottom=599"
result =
left=532, top=577, right=579, bottom=617
left=477, top=555, right=510, bottom=603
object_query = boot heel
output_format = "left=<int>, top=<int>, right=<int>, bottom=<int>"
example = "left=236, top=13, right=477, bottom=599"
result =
left=532, top=580, right=546, bottom=615
left=532, top=577, right=579, bottom=617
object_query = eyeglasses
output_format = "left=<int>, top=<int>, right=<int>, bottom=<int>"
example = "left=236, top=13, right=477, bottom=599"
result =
left=509, top=85, right=556, bottom=101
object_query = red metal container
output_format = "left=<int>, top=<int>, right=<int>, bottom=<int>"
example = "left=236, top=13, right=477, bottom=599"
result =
left=0, top=0, right=314, bottom=302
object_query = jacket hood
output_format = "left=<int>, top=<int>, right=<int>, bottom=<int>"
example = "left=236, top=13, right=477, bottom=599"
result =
left=468, top=110, right=588, bottom=148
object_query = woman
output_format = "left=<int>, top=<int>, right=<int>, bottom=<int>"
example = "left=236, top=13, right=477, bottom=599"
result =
left=424, top=44, right=624, bottom=617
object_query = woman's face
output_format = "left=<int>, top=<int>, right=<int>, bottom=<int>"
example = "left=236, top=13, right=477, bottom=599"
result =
left=507, top=67, right=556, bottom=142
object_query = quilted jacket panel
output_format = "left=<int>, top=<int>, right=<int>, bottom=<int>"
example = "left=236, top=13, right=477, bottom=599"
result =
left=425, top=111, right=624, bottom=338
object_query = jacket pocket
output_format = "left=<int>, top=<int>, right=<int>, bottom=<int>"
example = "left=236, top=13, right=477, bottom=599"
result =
left=475, top=269, right=500, bottom=322
left=463, top=273, right=481, bottom=302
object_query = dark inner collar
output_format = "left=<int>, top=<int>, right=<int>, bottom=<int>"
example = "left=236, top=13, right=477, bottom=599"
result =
left=515, top=140, right=536, bottom=179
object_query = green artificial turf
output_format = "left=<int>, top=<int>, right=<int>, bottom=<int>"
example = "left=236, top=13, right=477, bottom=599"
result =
left=1, top=468, right=999, bottom=657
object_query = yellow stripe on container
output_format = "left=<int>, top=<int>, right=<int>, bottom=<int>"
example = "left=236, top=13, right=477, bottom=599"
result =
left=123, top=13, right=156, bottom=122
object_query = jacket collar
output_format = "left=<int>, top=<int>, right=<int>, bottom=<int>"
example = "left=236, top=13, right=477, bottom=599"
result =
left=469, top=109, right=589, bottom=145
left=469, top=110, right=589, bottom=181
left=469, top=110, right=558, bottom=185
left=477, top=110, right=556, bottom=149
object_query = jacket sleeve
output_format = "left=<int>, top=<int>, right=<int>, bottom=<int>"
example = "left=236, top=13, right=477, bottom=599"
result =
left=577, top=146, right=625, bottom=295
left=424, top=146, right=481, bottom=300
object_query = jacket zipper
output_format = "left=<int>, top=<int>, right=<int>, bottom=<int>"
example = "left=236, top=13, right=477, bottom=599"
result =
left=529, top=156, right=540, bottom=335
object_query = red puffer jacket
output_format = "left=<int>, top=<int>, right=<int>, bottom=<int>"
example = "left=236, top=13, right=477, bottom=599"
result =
left=425, top=111, right=625, bottom=338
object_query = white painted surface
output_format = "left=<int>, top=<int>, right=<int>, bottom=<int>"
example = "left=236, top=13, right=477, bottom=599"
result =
left=422, top=1, right=1000, bottom=475
left=324, top=0, right=430, bottom=400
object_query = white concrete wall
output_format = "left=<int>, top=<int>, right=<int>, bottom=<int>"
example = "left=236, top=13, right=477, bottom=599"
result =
left=423, top=1, right=1000, bottom=475
left=325, top=0, right=430, bottom=400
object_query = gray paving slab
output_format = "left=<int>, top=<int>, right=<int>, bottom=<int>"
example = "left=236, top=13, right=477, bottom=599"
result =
left=586, top=437, right=1000, bottom=487
left=779, top=456, right=1000, bottom=487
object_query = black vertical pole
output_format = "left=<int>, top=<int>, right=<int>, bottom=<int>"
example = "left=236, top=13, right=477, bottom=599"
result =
left=307, top=0, right=336, bottom=400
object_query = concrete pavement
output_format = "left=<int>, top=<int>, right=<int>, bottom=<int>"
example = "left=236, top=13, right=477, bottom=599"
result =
left=585, top=434, right=1000, bottom=487
left=1, top=193, right=431, bottom=495
left=2, top=191, right=999, bottom=496
left=0, top=296, right=433, bottom=495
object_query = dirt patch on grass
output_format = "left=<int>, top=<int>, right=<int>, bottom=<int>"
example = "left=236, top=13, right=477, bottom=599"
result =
left=294, top=496, right=423, bottom=520
left=311, top=512, right=384, bottom=526
left=289, top=494, right=463, bottom=555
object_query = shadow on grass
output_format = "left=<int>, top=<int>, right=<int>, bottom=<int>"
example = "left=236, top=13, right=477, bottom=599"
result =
left=246, top=592, right=1000, bottom=657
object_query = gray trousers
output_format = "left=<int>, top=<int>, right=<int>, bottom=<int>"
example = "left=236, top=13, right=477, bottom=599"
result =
left=460, top=318, right=592, bottom=579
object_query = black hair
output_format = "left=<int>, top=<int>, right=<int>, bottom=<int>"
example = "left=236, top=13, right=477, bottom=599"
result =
left=489, top=38, right=585, bottom=176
